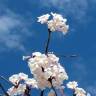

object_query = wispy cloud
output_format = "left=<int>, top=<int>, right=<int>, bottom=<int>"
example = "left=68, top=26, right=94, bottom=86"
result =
left=70, top=57, right=88, bottom=81
left=87, top=85, right=96, bottom=96
left=0, top=9, right=32, bottom=52
left=39, top=0, right=88, bottom=21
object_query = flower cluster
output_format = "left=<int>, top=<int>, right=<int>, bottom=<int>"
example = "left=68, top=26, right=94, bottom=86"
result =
left=7, top=73, right=38, bottom=96
left=37, top=12, right=69, bottom=35
left=7, top=84, right=26, bottom=96
left=9, top=73, right=28, bottom=85
left=67, top=81, right=87, bottom=96
left=4, top=12, right=89, bottom=96
left=27, top=52, right=68, bottom=89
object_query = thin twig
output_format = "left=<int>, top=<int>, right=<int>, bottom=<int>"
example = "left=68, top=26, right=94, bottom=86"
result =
left=73, top=94, right=76, bottom=96
left=48, top=77, right=57, bottom=96
left=73, top=90, right=76, bottom=96
left=45, top=29, right=51, bottom=54
left=23, top=85, right=31, bottom=96
left=0, top=75, right=15, bottom=86
left=40, top=90, right=44, bottom=96
left=51, top=85, right=57, bottom=96
left=0, top=83, right=9, bottom=96
left=56, top=54, right=78, bottom=58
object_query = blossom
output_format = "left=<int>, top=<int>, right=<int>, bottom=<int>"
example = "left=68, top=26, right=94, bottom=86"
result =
left=51, top=12, right=66, bottom=22
left=37, top=12, right=69, bottom=34
left=48, top=12, right=69, bottom=34
left=9, top=74, right=20, bottom=85
left=75, top=87, right=86, bottom=96
left=47, top=17, right=69, bottom=34
left=32, top=52, right=42, bottom=57
left=7, top=84, right=26, bottom=96
left=67, top=81, right=87, bottom=96
left=67, top=81, right=78, bottom=89
left=18, top=73, right=28, bottom=80
left=27, top=52, right=68, bottom=89
left=5, top=11, right=89, bottom=96
left=25, top=78, right=38, bottom=88
left=37, top=14, right=50, bottom=24
left=9, top=73, right=28, bottom=85
left=22, top=56, right=31, bottom=60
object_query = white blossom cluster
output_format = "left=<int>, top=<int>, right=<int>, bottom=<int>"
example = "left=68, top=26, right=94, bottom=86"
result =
left=67, top=81, right=87, bottom=96
left=37, top=12, right=69, bottom=35
left=7, top=73, right=38, bottom=96
left=5, top=12, right=90, bottom=96
left=27, top=52, right=68, bottom=89
left=7, top=84, right=26, bottom=96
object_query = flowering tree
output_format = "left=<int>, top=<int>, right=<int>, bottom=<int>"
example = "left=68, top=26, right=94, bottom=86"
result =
left=0, top=12, right=89, bottom=96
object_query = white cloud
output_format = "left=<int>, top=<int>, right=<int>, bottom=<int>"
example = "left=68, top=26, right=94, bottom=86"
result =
left=39, top=0, right=88, bottom=21
left=0, top=9, right=32, bottom=52
left=87, top=85, right=96, bottom=96
left=68, top=57, right=88, bottom=83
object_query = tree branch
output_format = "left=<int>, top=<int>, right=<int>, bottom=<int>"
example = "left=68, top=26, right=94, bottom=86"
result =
left=40, top=90, right=44, bottom=96
left=0, top=83, right=9, bottom=96
left=45, top=29, right=51, bottom=54
left=24, top=85, right=31, bottom=96
left=48, top=77, right=57, bottom=96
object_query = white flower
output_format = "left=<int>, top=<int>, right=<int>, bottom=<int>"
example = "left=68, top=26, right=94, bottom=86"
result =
left=9, top=73, right=28, bottom=85
left=27, top=52, right=68, bottom=89
left=51, top=12, right=66, bottom=22
left=75, top=87, right=86, bottom=96
left=38, top=12, right=69, bottom=34
left=28, top=61, right=39, bottom=72
left=9, top=74, right=20, bottom=85
left=47, top=20, right=56, bottom=32
left=7, top=84, right=26, bottom=96
left=58, top=24, right=69, bottom=35
left=25, top=78, right=38, bottom=88
left=47, top=17, right=69, bottom=34
left=67, top=81, right=78, bottom=89
left=37, top=14, right=50, bottom=24
left=32, top=52, right=42, bottom=57
left=22, top=56, right=31, bottom=60
left=18, top=73, right=28, bottom=80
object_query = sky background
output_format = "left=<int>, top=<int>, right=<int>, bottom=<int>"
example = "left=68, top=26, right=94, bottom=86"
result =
left=0, top=0, right=96, bottom=95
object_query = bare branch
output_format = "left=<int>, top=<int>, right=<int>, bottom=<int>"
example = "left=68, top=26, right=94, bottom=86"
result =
left=56, top=54, right=78, bottom=58
left=40, top=90, right=44, bottom=96
left=24, top=85, right=31, bottom=96
left=0, top=75, right=15, bottom=86
left=0, top=83, right=9, bottom=96
left=48, top=77, right=57, bottom=96
left=45, top=29, right=52, bottom=54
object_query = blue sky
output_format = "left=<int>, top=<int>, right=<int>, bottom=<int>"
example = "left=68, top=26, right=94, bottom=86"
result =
left=0, top=0, right=96, bottom=95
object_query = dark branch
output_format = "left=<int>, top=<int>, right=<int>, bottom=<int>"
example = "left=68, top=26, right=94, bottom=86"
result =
left=45, top=29, right=51, bottom=54
left=40, top=90, right=44, bottom=96
left=51, top=85, right=57, bottom=96
left=0, top=83, right=9, bottom=96
left=73, top=94, right=76, bottom=96
left=0, top=94, right=3, bottom=96
left=24, top=85, right=31, bottom=96
left=56, top=54, right=78, bottom=58
left=48, top=77, right=57, bottom=96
